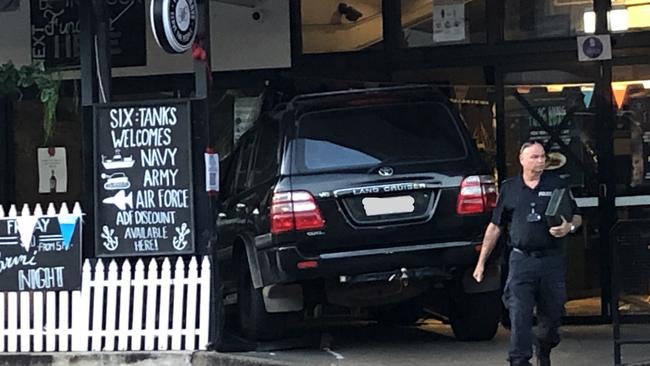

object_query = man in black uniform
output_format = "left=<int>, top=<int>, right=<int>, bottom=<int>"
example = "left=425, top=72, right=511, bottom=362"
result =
left=473, top=142, right=582, bottom=366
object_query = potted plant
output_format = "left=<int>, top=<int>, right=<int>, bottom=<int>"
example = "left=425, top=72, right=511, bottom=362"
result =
left=0, top=61, right=61, bottom=144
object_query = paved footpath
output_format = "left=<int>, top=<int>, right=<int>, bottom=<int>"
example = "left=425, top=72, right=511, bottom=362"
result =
left=230, top=322, right=650, bottom=366
left=0, top=322, right=648, bottom=365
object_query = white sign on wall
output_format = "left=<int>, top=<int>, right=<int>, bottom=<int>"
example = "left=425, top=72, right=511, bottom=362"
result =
left=432, top=3, right=466, bottom=43
left=577, top=34, right=612, bottom=62
left=37, top=147, right=68, bottom=194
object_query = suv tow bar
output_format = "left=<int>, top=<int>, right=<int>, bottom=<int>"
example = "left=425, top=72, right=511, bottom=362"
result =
left=388, top=268, right=409, bottom=287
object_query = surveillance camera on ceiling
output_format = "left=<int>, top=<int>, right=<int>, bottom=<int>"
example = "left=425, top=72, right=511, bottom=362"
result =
left=251, top=9, right=264, bottom=23
left=338, top=2, right=363, bottom=22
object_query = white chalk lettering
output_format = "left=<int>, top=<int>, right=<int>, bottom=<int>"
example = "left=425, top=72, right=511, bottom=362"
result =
left=139, top=107, right=177, bottom=127
left=140, top=148, right=178, bottom=167
left=134, top=211, right=176, bottom=225
left=111, top=128, right=172, bottom=149
left=133, top=239, right=159, bottom=252
left=6, top=220, right=17, bottom=235
left=136, top=190, right=156, bottom=208
left=124, top=226, right=168, bottom=239
left=37, top=241, right=63, bottom=252
left=109, top=108, right=134, bottom=129
left=143, top=169, right=179, bottom=187
left=35, top=218, right=50, bottom=233
left=17, top=267, right=64, bottom=291
left=158, top=189, right=189, bottom=208
left=0, top=251, right=38, bottom=274
left=116, top=211, right=133, bottom=226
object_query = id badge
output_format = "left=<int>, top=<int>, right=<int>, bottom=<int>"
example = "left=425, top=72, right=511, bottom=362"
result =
left=526, top=202, right=541, bottom=223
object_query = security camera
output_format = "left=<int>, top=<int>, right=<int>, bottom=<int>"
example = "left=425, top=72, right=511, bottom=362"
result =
left=251, top=9, right=264, bottom=23
left=338, top=3, right=363, bottom=22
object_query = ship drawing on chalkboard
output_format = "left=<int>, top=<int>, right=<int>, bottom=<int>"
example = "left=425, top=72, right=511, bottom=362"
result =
left=101, top=172, right=131, bottom=190
left=102, top=149, right=135, bottom=170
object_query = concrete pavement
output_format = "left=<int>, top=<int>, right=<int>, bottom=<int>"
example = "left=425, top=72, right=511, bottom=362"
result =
left=230, top=322, right=650, bottom=366
left=0, top=322, right=648, bottom=365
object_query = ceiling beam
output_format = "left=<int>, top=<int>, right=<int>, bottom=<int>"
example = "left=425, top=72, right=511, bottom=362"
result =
left=211, top=0, right=262, bottom=8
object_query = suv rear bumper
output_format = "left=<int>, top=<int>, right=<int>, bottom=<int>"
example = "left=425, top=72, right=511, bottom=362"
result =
left=252, top=240, right=481, bottom=288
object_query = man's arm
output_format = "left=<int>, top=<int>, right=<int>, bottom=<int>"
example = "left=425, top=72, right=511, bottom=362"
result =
left=473, top=222, right=502, bottom=283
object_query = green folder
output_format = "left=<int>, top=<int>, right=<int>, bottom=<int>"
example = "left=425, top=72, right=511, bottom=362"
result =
left=545, top=188, right=572, bottom=227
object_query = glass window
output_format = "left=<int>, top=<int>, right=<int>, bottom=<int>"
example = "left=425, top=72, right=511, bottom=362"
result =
left=505, top=0, right=590, bottom=40
left=301, top=1, right=383, bottom=54
left=611, top=66, right=650, bottom=317
left=622, top=1, right=650, bottom=33
left=221, top=152, right=238, bottom=197
left=251, top=122, right=280, bottom=186
left=234, top=132, right=257, bottom=194
left=401, top=0, right=486, bottom=47
left=293, top=102, right=467, bottom=174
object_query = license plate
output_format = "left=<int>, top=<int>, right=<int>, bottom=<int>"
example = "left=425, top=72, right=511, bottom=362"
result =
left=362, top=196, right=415, bottom=216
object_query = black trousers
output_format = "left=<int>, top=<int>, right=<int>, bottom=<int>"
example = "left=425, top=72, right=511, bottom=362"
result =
left=503, top=249, right=567, bottom=365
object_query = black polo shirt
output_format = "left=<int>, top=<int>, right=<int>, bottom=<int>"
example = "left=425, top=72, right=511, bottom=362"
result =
left=491, top=172, right=580, bottom=250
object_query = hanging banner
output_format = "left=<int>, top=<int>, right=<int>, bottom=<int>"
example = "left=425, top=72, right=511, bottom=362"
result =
left=94, top=100, right=195, bottom=257
left=0, top=204, right=82, bottom=291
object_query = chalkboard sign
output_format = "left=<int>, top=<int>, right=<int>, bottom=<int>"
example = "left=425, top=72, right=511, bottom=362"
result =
left=94, top=100, right=194, bottom=257
left=30, top=0, right=146, bottom=69
left=0, top=209, right=82, bottom=291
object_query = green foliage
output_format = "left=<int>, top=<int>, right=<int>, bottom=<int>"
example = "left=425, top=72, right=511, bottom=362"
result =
left=0, top=61, right=61, bottom=145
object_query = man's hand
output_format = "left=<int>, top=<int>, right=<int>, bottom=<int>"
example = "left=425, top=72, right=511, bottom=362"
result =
left=549, top=216, right=572, bottom=238
left=473, top=263, right=485, bottom=283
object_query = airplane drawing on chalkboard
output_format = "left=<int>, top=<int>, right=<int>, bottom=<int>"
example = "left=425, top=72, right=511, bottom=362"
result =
left=102, top=150, right=135, bottom=170
left=102, top=190, right=133, bottom=210
left=101, top=172, right=131, bottom=190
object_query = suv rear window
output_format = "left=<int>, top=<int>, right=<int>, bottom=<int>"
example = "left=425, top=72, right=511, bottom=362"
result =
left=292, top=102, right=468, bottom=173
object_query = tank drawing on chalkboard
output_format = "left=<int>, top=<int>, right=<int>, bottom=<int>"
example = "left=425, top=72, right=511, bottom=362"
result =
left=101, top=172, right=131, bottom=190
left=102, top=150, right=135, bottom=170
left=102, top=190, right=133, bottom=210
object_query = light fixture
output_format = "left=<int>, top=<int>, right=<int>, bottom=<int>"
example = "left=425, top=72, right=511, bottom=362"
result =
left=583, top=10, right=596, bottom=33
left=583, top=7, right=629, bottom=34
left=609, top=7, right=629, bottom=32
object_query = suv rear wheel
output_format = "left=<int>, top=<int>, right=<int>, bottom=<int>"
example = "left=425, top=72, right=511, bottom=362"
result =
left=237, top=253, right=291, bottom=341
left=449, top=289, right=501, bottom=341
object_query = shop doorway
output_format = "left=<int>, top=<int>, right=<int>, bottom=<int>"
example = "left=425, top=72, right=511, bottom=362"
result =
left=500, top=64, right=650, bottom=321
left=609, top=64, right=650, bottom=318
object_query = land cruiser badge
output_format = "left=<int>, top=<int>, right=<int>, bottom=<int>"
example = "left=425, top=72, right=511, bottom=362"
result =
left=151, top=0, right=198, bottom=54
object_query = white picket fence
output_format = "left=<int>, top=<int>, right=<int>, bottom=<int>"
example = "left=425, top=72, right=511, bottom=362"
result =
left=0, top=256, right=212, bottom=352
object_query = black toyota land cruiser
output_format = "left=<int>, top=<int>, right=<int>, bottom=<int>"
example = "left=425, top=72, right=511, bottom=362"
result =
left=216, top=86, right=502, bottom=341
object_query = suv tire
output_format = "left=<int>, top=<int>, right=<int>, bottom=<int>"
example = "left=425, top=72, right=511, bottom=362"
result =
left=237, top=253, right=290, bottom=341
left=450, top=289, right=501, bottom=341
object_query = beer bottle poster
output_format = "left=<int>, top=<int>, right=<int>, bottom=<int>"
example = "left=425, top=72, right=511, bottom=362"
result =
left=94, top=100, right=194, bottom=257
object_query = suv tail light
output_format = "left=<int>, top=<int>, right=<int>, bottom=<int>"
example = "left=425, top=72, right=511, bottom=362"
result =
left=271, top=191, right=325, bottom=234
left=456, top=175, right=498, bottom=215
